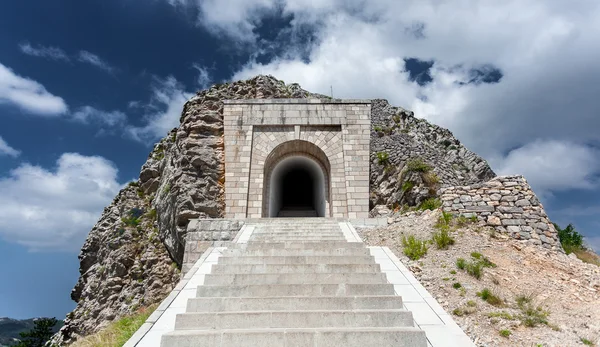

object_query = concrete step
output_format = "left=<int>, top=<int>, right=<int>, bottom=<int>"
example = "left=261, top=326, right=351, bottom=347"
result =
left=160, top=327, right=427, bottom=347
left=174, top=310, right=414, bottom=330
left=249, top=237, right=349, bottom=242
left=251, top=231, right=345, bottom=236
left=220, top=248, right=371, bottom=257
left=210, top=264, right=381, bottom=274
left=218, top=256, right=377, bottom=265
left=231, top=242, right=363, bottom=250
left=186, top=296, right=404, bottom=312
left=196, top=284, right=396, bottom=297
left=204, top=272, right=388, bottom=285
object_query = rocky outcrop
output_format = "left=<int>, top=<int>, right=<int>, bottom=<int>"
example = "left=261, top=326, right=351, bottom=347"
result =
left=56, top=76, right=327, bottom=343
left=369, top=99, right=496, bottom=209
left=57, top=75, right=497, bottom=343
left=440, top=175, right=560, bottom=250
left=54, top=185, right=179, bottom=344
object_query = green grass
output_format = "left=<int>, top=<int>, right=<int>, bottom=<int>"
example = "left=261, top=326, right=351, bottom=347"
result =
left=376, top=151, right=390, bottom=165
left=476, top=288, right=504, bottom=307
left=401, top=181, right=414, bottom=192
left=417, top=198, right=442, bottom=211
left=449, top=270, right=457, bottom=274
left=499, top=329, right=512, bottom=338
left=405, top=158, right=432, bottom=173
left=465, top=261, right=483, bottom=279
left=488, top=311, right=517, bottom=320
left=71, top=306, right=156, bottom=347
left=401, top=235, right=428, bottom=260
left=452, top=282, right=462, bottom=289
left=432, top=227, right=455, bottom=249
left=581, top=338, right=595, bottom=346
left=515, top=294, right=549, bottom=327
left=456, top=258, right=466, bottom=270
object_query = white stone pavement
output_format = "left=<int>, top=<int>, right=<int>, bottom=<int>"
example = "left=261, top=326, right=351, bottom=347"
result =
left=125, top=222, right=474, bottom=347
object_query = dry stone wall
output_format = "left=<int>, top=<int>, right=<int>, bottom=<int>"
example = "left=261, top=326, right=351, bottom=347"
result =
left=440, top=175, right=560, bottom=250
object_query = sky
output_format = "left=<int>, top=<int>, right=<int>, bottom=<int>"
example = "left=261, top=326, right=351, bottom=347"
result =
left=0, top=0, right=599, bottom=319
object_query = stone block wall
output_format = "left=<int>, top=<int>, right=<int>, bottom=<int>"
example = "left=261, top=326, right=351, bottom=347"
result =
left=440, top=175, right=560, bottom=250
left=181, top=219, right=244, bottom=274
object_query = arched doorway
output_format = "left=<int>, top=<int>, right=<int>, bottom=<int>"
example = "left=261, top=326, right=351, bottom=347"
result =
left=263, top=140, right=331, bottom=217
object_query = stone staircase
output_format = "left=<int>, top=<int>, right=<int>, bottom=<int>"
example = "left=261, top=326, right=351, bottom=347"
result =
left=160, top=219, right=427, bottom=346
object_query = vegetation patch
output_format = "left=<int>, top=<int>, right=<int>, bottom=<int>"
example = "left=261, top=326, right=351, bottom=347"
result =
left=515, top=294, right=549, bottom=328
left=121, top=208, right=145, bottom=227
left=499, top=329, right=512, bottom=338
left=405, top=158, right=432, bottom=173
left=401, top=181, right=414, bottom=192
left=476, top=288, right=504, bottom=307
left=417, top=198, right=442, bottom=211
left=402, top=235, right=428, bottom=260
left=432, top=227, right=455, bottom=249
left=376, top=151, right=390, bottom=165
left=71, top=306, right=156, bottom=347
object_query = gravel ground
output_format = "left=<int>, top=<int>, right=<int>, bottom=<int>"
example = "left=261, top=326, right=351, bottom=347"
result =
left=358, top=209, right=600, bottom=347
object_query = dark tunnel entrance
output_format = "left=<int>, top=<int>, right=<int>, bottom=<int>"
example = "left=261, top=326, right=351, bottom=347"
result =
left=267, top=155, right=328, bottom=217
left=279, top=167, right=315, bottom=216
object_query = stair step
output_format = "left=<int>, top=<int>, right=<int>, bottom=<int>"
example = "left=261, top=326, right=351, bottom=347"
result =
left=204, top=273, right=388, bottom=285
left=186, top=296, right=404, bottom=312
left=220, top=248, right=371, bottom=257
left=196, top=284, right=396, bottom=297
left=161, top=327, right=427, bottom=347
left=218, top=256, right=376, bottom=265
left=210, top=264, right=381, bottom=274
left=232, top=242, right=363, bottom=250
left=174, top=310, right=414, bottom=330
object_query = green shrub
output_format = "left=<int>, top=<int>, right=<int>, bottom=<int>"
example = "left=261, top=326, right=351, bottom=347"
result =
left=423, top=172, right=440, bottom=186
left=499, top=329, right=512, bottom=338
left=127, top=181, right=139, bottom=188
left=440, top=139, right=452, bottom=147
left=452, top=282, right=462, bottom=289
left=520, top=304, right=549, bottom=327
left=377, top=151, right=390, bottom=165
left=471, top=252, right=482, bottom=259
left=456, top=258, right=466, bottom=270
left=554, top=223, right=584, bottom=253
left=417, top=198, right=442, bottom=211
left=488, top=311, right=517, bottom=320
left=162, top=183, right=171, bottom=194
left=402, top=235, right=428, bottom=260
left=373, top=125, right=383, bottom=132
left=432, top=228, right=455, bottom=249
left=466, top=261, right=483, bottom=279
left=401, top=181, right=414, bottom=192
left=405, top=158, right=432, bottom=173
left=477, top=288, right=503, bottom=306
left=449, top=270, right=457, bottom=274
left=580, top=338, right=595, bottom=346
left=147, top=209, right=157, bottom=222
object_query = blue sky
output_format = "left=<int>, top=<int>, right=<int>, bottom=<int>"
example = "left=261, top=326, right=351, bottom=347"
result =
left=1, top=0, right=599, bottom=319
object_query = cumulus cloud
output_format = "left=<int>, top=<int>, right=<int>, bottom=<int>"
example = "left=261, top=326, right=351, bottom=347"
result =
left=71, top=106, right=127, bottom=127
left=77, top=51, right=115, bottom=73
left=491, top=140, right=600, bottom=196
left=126, top=76, right=193, bottom=142
left=0, top=153, right=122, bottom=251
left=19, top=42, right=70, bottom=62
left=0, top=136, right=21, bottom=157
left=0, top=62, right=68, bottom=116
left=210, top=0, right=600, bottom=196
left=192, top=64, right=212, bottom=89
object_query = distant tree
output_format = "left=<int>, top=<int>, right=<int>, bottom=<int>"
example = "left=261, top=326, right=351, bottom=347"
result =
left=13, top=318, right=57, bottom=347
left=553, top=223, right=584, bottom=253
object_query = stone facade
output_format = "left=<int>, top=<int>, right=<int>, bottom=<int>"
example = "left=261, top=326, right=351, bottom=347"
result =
left=440, top=175, right=560, bottom=250
left=223, top=99, right=371, bottom=219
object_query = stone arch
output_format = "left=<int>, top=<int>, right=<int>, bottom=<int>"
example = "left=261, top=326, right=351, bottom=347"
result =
left=262, top=140, right=331, bottom=217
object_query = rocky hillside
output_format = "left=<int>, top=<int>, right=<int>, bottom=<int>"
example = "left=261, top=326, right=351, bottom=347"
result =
left=359, top=210, right=600, bottom=347
left=55, top=75, right=495, bottom=343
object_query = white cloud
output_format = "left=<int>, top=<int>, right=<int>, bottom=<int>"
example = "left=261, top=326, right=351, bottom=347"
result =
left=77, top=51, right=115, bottom=73
left=212, top=0, right=600, bottom=196
left=72, top=106, right=127, bottom=127
left=0, top=62, right=68, bottom=116
left=19, top=42, right=70, bottom=62
left=192, top=64, right=212, bottom=89
left=0, top=136, right=21, bottom=157
left=0, top=153, right=122, bottom=251
left=166, top=0, right=278, bottom=42
left=126, top=76, right=193, bottom=142
left=491, top=140, right=600, bottom=196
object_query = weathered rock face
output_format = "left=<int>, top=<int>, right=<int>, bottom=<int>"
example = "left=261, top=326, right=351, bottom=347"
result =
left=57, top=75, right=497, bottom=343
left=369, top=99, right=496, bottom=208
left=54, top=185, right=180, bottom=344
